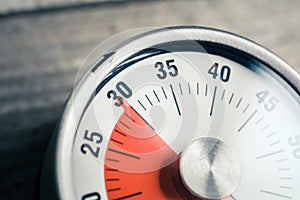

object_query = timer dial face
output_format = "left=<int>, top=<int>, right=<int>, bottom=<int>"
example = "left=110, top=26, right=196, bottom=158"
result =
left=71, top=42, right=300, bottom=200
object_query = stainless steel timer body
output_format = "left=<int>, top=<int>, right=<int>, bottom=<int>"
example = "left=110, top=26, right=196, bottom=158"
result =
left=40, top=26, right=300, bottom=200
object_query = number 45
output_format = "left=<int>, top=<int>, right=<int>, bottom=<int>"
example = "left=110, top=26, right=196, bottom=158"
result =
left=256, top=90, right=279, bottom=112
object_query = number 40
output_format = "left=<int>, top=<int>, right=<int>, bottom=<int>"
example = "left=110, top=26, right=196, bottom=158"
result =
left=208, top=62, right=231, bottom=82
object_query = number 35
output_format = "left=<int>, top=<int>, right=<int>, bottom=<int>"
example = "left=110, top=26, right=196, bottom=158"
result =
left=154, top=59, right=179, bottom=79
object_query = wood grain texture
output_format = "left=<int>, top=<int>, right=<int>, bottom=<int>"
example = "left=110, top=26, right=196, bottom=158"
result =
left=0, top=0, right=299, bottom=199
left=0, top=0, right=123, bottom=14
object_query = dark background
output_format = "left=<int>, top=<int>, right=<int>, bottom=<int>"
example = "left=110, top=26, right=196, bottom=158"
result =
left=0, top=0, right=299, bottom=199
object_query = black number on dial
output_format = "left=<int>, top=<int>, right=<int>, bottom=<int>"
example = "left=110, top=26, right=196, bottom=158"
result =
left=255, top=90, right=279, bottom=112
left=107, top=81, right=132, bottom=107
left=154, top=59, right=178, bottom=79
left=208, top=62, right=231, bottom=82
left=82, top=192, right=101, bottom=200
left=80, top=130, right=103, bottom=158
left=288, top=135, right=300, bottom=159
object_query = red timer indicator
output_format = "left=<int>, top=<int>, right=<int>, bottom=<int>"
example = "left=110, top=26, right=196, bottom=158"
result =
left=104, top=101, right=234, bottom=200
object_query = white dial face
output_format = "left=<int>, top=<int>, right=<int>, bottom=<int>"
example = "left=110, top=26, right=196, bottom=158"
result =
left=71, top=47, right=300, bottom=200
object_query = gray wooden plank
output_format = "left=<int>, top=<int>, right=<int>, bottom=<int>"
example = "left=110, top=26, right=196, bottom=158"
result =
left=0, top=0, right=146, bottom=15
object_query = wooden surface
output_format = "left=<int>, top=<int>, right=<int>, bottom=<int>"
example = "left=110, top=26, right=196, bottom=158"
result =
left=0, top=0, right=299, bottom=199
left=0, top=0, right=144, bottom=16
left=0, top=0, right=120, bottom=14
